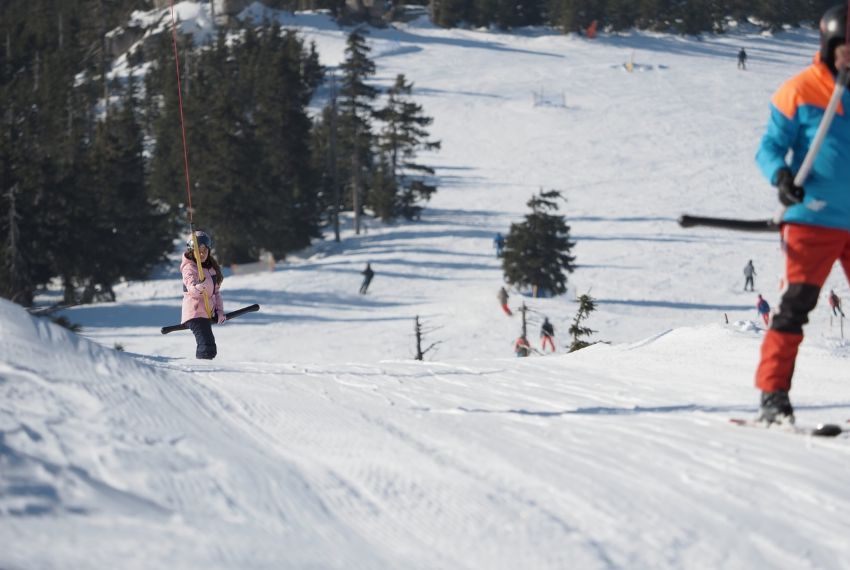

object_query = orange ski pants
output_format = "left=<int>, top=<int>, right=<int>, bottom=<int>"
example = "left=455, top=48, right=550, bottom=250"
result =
left=756, top=224, right=850, bottom=392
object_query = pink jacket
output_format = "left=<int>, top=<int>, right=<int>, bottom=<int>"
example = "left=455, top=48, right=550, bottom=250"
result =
left=181, top=255, right=224, bottom=324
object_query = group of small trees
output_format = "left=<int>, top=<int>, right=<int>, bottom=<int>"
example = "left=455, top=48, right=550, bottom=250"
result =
left=0, top=0, right=174, bottom=306
left=145, top=26, right=325, bottom=264
left=501, top=189, right=597, bottom=352
left=1, top=3, right=440, bottom=306
left=312, top=29, right=440, bottom=240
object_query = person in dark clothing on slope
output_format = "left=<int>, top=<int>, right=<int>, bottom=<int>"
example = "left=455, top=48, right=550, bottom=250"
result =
left=752, top=4, right=850, bottom=425
left=360, top=263, right=375, bottom=294
left=738, top=47, right=748, bottom=70
left=828, top=289, right=845, bottom=317
left=540, top=317, right=556, bottom=352
left=743, top=260, right=756, bottom=291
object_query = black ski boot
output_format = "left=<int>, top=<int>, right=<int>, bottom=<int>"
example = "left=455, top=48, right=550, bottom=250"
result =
left=758, top=390, right=794, bottom=425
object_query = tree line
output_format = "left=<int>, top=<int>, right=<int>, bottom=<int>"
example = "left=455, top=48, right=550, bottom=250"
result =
left=430, top=0, right=840, bottom=34
left=0, top=0, right=439, bottom=307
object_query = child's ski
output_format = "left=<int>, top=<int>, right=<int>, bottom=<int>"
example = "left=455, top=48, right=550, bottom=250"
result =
left=160, top=304, right=260, bottom=335
left=729, top=418, right=843, bottom=437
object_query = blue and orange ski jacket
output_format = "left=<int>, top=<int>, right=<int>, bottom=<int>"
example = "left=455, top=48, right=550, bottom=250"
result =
left=756, top=54, right=850, bottom=231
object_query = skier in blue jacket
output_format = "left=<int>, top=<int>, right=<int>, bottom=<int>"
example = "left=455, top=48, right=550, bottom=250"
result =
left=752, top=3, right=850, bottom=425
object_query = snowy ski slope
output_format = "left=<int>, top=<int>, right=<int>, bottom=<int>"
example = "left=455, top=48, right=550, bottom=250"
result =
left=3, top=5, right=850, bottom=569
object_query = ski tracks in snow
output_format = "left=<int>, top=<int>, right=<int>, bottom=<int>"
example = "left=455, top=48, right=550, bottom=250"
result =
left=188, top=355, right=850, bottom=569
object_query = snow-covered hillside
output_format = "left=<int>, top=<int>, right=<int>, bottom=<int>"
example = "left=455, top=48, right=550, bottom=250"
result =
left=4, top=6, right=850, bottom=569
left=4, top=299, right=850, bottom=569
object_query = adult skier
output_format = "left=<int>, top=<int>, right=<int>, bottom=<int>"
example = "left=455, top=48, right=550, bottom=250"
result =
left=756, top=294, right=771, bottom=326
left=828, top=289, right=845, bottom=317
left=753, top=3, right=850, bottom=424
left=737, top=48, right=748, bottom=70
left=743, top=260, right=756, bottom=291
left=359, top=263, right=375, bottom=294
left=493, top=232, right=505, bottom=257
left=181, top=230, right=225, bottom=359
left=514, top=335, right=531, bottom=357
left=540, top=317, right=556, bottom=352
left=497, top=286, right=512, bottom=316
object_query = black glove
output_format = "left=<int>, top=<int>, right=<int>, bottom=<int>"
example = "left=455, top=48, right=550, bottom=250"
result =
left=775, top=168, right=805, bottom=206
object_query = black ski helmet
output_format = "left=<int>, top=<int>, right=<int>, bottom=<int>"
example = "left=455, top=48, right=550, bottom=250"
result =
left=186, top=230, right=213, bottom=253
left=820, top=3, right=848, bottom=72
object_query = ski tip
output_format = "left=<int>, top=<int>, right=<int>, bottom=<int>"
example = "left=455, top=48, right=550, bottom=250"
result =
left=813, top=423, right=842, bottom=437
left=678, top=215, right=695, bottom=228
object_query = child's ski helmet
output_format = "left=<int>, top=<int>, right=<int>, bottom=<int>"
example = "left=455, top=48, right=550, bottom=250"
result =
left=186, top=230, right=213, bottom=252
left=820, top=3, right=848, bottom=72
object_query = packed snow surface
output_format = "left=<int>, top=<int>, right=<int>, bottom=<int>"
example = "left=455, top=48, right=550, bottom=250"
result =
left=4, top=7, right=850, bottom=569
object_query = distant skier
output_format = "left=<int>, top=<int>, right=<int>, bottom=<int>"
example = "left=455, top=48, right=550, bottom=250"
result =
left=359, top=263, right=375, bottom=294
left=743, top=260, right=756, bottom=291
left=828, top=289, right=845, bottom=317
left=493, top=232, right=505, bottom=257
left=514, top=335, right=531, bottom=357
left=540, top=317, right=555, bottom=352
left=497, top=286, right=512, bottom=316
left=737, top=48, right=747, bottom=70
left=756, top=294, right=770, bottom=326
left=181, top=230, right=225, bottom=360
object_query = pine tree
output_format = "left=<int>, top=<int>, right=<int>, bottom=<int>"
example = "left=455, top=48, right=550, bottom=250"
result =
left=149, top=24, right=323, bottom=264
left=0, top=0, right=93, bottom=305
left=251, top=27, right=323, bottom=258
left=369, top=155, right=398, bottom=220
left=338, top=28, right=378, bottom=234
left=311, top=72, right=343, bottom=242
left=187, top=31, right=263, bottom=264
left=432, top=0, right=472, bottom=27
left=502, top=189, right=576, bottom=297
left=145, top=33, right=187, bottom=211
left=1, top=185, right=29, bottom=304
left=568, top=292, right=596, bottom=352
left=80, top=78, right=172, bottom=301
left=375, top=74, right=440, bottom=220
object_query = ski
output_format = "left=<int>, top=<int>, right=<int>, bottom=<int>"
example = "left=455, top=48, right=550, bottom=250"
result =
left=678, top=215, right=779, bottom=232
left=160, top=304, right=260, bottom=335
left=729, top=418, right=843, bottom=437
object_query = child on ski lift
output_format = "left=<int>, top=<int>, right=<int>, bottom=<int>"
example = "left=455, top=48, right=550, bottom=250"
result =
left=181, top=229, right=225, bottom=359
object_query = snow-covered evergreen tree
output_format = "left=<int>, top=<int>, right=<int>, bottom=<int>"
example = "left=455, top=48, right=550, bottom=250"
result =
left=502, top=189, right=576, bottom=297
